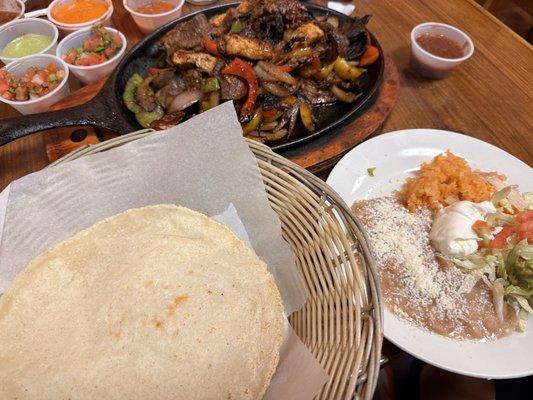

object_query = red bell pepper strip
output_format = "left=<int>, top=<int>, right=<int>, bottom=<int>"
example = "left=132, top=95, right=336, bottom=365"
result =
left=277, top=64, right=293, bottom=73
left=221, top=58, right=258, bottom=118
left=360, top=46, right=379, bottom=66
left=202, top=38, right=220, bottom=57
left=262, top=108, right=278, bottom=118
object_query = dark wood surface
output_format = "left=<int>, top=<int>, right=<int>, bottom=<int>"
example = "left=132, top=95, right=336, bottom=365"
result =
left=1, top=0, right=532, bottom=191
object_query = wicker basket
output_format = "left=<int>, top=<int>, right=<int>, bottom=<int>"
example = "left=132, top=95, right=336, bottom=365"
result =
left=50, top=130, right=383, bottom=400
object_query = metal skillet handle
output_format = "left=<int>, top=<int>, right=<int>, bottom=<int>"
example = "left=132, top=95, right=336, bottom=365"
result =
left=0, top=105, right=98, bottom=146
left=0, top=98, right=138, bottom=146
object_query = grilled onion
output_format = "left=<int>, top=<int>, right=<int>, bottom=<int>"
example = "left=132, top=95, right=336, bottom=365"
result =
left=257, top=61, right=298, bottom=86
left=263, top=82, right=291, bottom=97
left=167, top=90, right=203, bottom=113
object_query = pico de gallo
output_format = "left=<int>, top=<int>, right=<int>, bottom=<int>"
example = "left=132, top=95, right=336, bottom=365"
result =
left=62, top=25, right=122, bottom=67
left=0, top=63, right=65, bottom=101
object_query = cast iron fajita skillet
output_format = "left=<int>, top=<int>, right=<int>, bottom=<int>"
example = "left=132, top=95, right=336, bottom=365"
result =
left=0, top=3, right=384, bottom=150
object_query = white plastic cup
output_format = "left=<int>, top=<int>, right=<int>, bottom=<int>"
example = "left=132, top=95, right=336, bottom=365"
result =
left=410, top=22, right=474, bottom=79
left=0, top=54, right=70, bottom=114
left=47, top=0, right=114, bottom=37
left=123, top=0, right=185, bottom=34
left=0, top=18, right=59, bottom=65
left=0, top=0, right=25, bottom=26
left=57, top=27, right=127, bottom=85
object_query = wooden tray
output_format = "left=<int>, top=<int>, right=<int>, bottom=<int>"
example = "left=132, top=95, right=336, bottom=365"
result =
left=46, top=55, right=399, bottom=175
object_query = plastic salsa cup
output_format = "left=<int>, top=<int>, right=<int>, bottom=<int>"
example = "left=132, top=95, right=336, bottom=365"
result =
left=410, top=22, right=474, bottom=79
left=56, top=27, right=127, bottom=85
left=123, top=0, right=185, bottom=34
left=0, top=18, right=59, bottom=65
left=0, top=54, right=70, bottom=115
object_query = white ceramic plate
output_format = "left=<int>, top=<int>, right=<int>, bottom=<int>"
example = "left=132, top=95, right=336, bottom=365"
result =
left=326, top=129, right=533, bottom=379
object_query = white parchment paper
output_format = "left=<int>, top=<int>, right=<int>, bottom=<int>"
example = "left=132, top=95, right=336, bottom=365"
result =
left=0, top=102, right=328, bottom=399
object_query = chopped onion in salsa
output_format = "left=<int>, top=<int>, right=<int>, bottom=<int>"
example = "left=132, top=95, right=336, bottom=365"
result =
left=63, top=25, right=122, bottom=66
left=0, top=63, right=65, bottom=101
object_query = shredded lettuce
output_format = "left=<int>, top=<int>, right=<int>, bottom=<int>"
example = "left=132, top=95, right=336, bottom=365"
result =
left=451, top=239, right=532, bottom=331
left=448, top=185, right=532, bottom=332
left=524, top=192, right=533, bottom=209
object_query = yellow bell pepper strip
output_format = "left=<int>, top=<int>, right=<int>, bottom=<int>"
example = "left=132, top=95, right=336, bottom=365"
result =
left=331, top=85, right=360, bottom=103
left=243, top=107, right=263, bottom=134
left=221, top=58, right=258, bottom=118
left=319, top=61, right=335, bottom=79
left=299, top=102, right=315, bottom=132
left=333, top=57, right=363, bottom=80
left=281, top=95, right=297, bottom=107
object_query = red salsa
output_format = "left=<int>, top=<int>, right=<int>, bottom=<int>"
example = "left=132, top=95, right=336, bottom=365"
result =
left=135, top=1, right=175, bottom=14
left=416, top=33, right=464, bottom=59
left=0, top=63, right=65, bottom=101
left=63, top=25, right=122, bottom=66
left=0, top=10, right=20, bottom=25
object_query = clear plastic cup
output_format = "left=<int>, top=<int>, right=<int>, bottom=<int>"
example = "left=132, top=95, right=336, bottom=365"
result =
left=410, top=22, right=474, bottom=79
left=0, top=54, right=70, bottom=114
left=123, top=0, right=185, bottom=34
left=47, top=0, right=114, bottom=38
left=0, top=18, right=59, bottom=65
left=57, top=27, right=127, bottom=85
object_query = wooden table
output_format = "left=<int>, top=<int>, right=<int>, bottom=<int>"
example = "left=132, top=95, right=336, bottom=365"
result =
left=1, top=0, right=532, bottom=191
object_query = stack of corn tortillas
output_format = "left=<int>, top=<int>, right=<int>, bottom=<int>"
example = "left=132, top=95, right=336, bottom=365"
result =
left=0, top=205, right=284, bottom=399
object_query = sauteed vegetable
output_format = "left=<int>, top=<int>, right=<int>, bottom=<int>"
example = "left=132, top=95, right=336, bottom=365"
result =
left=122, top=0, right=378, bottom=141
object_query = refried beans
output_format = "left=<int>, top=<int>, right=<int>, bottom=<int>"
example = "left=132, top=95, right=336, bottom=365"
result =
left=352, top=196, right=516, bottom=340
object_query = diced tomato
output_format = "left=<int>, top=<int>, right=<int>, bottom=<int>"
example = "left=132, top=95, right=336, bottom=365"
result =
left=104, top=46, right=116, bottom=58
left=472, top=220, right=489, bottom=230
left=2, top=91, right=14, bottom=100
left=0, top=78, right=9, bottom=94
left=64, top=49, right=78, bottom=64
left=517, top=231, right=533, bottom=242
left=489, top=226, right=515, bottom=249
left=518, top=219, right=533, bottom=231
left=76, top=53, right=106, bottom=66
left=517, top=210, right=533, bottom=223
left=112, top=33, right=122, bottom=46
left=39, top=70, right=49, bottom=81
left=46, top=62, right=57, bottom=73
left=515, top=210, right=533, bottom=243
left=83, top=37, right=103, bottom=52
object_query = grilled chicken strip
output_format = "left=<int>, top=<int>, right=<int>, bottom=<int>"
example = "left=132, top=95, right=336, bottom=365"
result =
left=171, top=51, right=218, bottom=74
left=289, top=22, right=325, bottom=44
left=224, top=34, right=274, bottom=60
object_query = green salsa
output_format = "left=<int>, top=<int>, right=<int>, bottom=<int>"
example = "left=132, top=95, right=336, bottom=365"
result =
left=1, top=34, right=53, bottom=59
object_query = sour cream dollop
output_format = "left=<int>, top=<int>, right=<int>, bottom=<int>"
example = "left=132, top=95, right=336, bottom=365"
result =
left=429, top=201, right=496, bottom=257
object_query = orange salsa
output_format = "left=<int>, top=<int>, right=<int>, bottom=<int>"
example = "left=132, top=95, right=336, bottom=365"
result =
left=135, top=1, right=175, bottom=14
left=52, top=0, right=109, bottom=24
